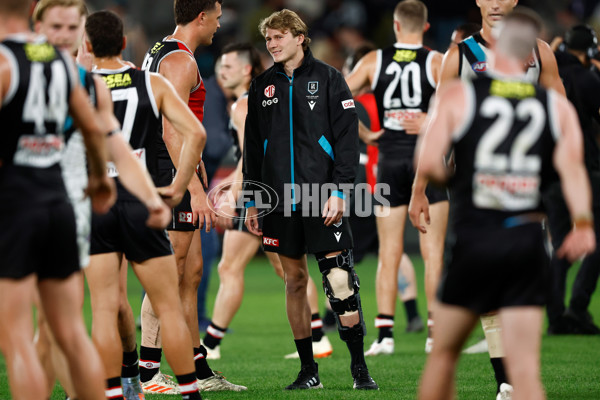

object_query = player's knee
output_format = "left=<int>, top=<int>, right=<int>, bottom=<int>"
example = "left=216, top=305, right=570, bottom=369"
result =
left=317, top=249, right=361, bottom=317
left=217, top=259, right=242, bottom=280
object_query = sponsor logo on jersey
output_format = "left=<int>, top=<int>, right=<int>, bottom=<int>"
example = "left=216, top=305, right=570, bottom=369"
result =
left=263, top=237, right=279, bottom=247
left=341, top=99, right=355, bottom=109
left=24, top=43, right=56, bottom=62
left=101, top=73, right=132, bottom=89
left=262, top=98, right=279, bottom=107
left=308, top=101, right=316, bottom=110
left=393, top=49, right=417, bottom=63
left=308, top=81, right=319, bottom=95
left=490, top=80, right=536, bottom=99
left=264, top=85, right=276, bottom=98
left=13, top=135, right=63, bottom=168
left=178, top=212, right=193, bottom=223
left=149, top=42, right=165, bottom=55
left=334, top=232, right=342, bottom=242
left=471, top=61, right=488, bottom=72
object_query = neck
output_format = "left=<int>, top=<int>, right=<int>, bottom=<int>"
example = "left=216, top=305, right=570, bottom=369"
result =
left=233, top=82, right=249, bottom=98
left=283, top=49, right=304, bottom=77
left=171, top=25, right=200, bottom=53
left=480, top=25, right=495, bottom=45
left=396, top=32, right=423, bottom=45
left=94, top=56, right=129, bottom=70
left=0, top=17, right=30, bottom=41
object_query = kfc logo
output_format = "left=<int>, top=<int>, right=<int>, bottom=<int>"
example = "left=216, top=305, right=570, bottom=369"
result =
left=263, top=237, right=279, bottom=247
left=341, top=99, right=355, bottom=109
left=264, top=85, right=276, bottom=98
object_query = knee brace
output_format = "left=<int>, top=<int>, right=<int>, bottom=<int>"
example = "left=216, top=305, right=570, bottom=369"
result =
left=316, top=249, right=366, bottom=341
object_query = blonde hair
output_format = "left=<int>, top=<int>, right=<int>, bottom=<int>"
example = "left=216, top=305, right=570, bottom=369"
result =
left=394, top=0, right=428, bottom=33
left=259, top=9, right=311, bottom=51
left=32, top=0, right=88, bottom=23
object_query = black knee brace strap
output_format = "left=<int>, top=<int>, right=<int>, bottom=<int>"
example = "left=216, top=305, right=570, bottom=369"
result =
left=316, top=250, right=360, bottom=315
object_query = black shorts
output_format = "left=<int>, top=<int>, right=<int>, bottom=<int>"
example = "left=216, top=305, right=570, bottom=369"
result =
left=375, top=156, right=448, bottom=207
left=0, top=201, right=80, bottom=280
left=438, top=223, right=549, bottom=314
left=90, top=200, right=173, bottom=263
left=157, top=168, right=197, bottom=232
left=262, top=212, right=353, bottom=257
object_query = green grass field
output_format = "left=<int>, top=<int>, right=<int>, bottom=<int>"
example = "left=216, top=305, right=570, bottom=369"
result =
left=1, top=254, right=599, bottom=399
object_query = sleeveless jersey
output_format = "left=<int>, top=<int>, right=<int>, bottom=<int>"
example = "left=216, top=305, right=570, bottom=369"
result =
left=372, top=43, right=437, bottom=158
left=450, top=75, right=559, bottom=229
left=458, top=32, right=542, bottom=83
left=95, top=66, right=162, bottom=201
left=141, top=37, right=205, bottom=169
left=229, top=92, right=248, bottom=163
left=0, top=35, right=75, bottom=206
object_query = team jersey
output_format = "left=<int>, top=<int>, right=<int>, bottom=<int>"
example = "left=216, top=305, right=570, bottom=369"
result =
left=0, top=35, right=76, bottom=206
left=229, top=92, right=248, bottom=163
left=141, top=37, right=205, bottom=169
left=458, top=32, right=542, bottom=83
left=450, top=75, right=559, bottom=229
left=95, top=66, right=162, bottom=201
left=372, top=43, right=437, bottom=157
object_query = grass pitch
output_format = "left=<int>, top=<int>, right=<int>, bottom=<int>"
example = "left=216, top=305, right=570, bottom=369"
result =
left=1, top=254, right=599, bottom=399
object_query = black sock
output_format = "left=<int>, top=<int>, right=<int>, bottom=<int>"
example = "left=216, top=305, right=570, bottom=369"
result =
left=490, top=357, right=509, bottom=393
left=176, top=373, right=202, bottom=400
left=346, top=336, right=366, bottom=370
left=203, top=322, right=226, bottom=349
left=139, top=346, right=162, bottom=382
left=121, top=346, right=139, bottom=378
left=311, top=314, right=325, bottom=342
left=106, top=377, right=124, bottom=400
left=194, top=346, right=214, bottom=380
left=294, top=337, right=316, bottom=370
left=403, top=299, right=418, bottom=322
left=376, top=314, right=394, bottom=341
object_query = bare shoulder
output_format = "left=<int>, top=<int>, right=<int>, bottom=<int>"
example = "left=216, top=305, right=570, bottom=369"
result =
left=439, top=45, right=461, bottom=84
left=158, top=52, right=197, bottom=86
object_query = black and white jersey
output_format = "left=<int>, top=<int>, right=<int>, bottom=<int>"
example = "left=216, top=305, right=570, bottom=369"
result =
left=0, top=35, right=76, bottom=206
left=458, top=32, right=542, bottom=83
left=372, top=43, right=437, bottom=158
left=95, top=66, right=161, bottom=201
left=450, top=75, right=559, bottom=230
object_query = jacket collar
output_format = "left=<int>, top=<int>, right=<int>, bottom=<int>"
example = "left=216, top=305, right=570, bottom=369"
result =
left=274, top=48, right=315, bottom=76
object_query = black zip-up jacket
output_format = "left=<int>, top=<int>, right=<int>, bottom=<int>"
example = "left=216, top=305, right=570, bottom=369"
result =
left=242, top=48, right=359, bottom=212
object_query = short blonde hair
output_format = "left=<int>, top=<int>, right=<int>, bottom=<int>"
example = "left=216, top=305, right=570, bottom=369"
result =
left=394, top=0, right=428, bottom=33
left=32, top=0, right=87, bottom=23
left=259, top=9, right=311, bottom=51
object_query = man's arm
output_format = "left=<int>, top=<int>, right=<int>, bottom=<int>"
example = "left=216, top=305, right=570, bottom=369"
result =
left=537, top=39, right=566, bottom=96
left=437, top=45, right=461, bottom=89
left=345, top=50, right=377, bottom=95
left=552, top=91, right=596, bottom=261
left=150, top=72, right=206, bottom=204
left=159, top=53, right=214, bottom=229
left=243, top=80, right=264, bottom=236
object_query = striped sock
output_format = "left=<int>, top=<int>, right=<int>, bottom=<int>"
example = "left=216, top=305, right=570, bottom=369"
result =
left=203, top=322, right=226, bottom=349
left=176, top=373, right=201, bottom=400
left=375, top=314, right=394, bottom=341
left=311, top=313, right=325, bottom=342
left=139, top=346, right=162, bottom=382
left=427, top=311, right=434, bottom=339
left=106, top=377, right=124, bottom=400
left=194, top=346, right=213, bottom=380
left=121, top=346, right=139, bottom=378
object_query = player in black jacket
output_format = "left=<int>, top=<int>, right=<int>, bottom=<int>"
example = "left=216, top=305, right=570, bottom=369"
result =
left=243, top=9, right=377, bottom=391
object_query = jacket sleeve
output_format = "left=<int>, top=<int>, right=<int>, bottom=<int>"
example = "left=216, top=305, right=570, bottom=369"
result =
left=242, top=79, right=263, bottom=207
left=329, top=69, right=359, bottom=199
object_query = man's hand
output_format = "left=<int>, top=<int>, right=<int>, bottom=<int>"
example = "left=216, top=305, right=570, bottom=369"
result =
left=408, top=189, right=430, bottom=233
left=145, top=200, right=171, bottom=229
left=87, top=175, right=116, bottom=214
left=244, top=206, right=262, bottom=236
left=191, top=189, right=216, bottom=232
left=322, top=195, right=345, bottom=226
left=76, top=41, right=94, bottom=72
left=403, top=112, right=427, bottom=135
left=157, top=184, right=185, bottom=208
left=360, top=127, right=385, bottom=146
left=196, top=159, right=208, bottom=189
left=557, top=226, right=596, bottom=262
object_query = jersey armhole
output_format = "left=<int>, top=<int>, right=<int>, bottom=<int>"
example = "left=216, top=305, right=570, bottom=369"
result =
left=156, top=49, right=201, bottom=93
left=452, top=81, right=476, bottom=143
left=425, top=51, right=437, bottom=89
left=0, top=44, right=20, bottom=106
left=371, top=49, right=382, bottom=92
left=145, top=71, right=160, bottom=119
left=457, top=44, right=464, bottom=78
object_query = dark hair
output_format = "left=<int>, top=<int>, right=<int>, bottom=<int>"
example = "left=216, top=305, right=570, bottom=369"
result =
left=174, top=0, right=222, bottom=26
left=85, top=10, right=123, bottom=58
left=259, top=9, right=311, bottom=51
left=221, top=42, right=264, bottom=79
left=455, top=22, right=481, bottom=39
left=565, top=24, right=599, bottom=59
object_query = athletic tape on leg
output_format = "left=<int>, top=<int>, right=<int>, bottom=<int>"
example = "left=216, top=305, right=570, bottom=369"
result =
left=481, top=313, right=505, bottom=358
